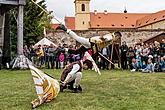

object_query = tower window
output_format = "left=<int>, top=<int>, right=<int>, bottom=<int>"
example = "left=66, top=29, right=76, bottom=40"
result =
left=81, top=4, right=85, bottom=11
left=82, top=21, right=85, bottom=25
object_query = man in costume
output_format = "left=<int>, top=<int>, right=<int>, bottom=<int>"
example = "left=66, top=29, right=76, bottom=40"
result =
left=56, top=24, right=122, bottom=55
left=60, top=59, right=93, bottom=93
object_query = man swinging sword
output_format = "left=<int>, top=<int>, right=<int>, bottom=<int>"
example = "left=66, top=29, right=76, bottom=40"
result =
left=56, top=24, right=122, bottom=64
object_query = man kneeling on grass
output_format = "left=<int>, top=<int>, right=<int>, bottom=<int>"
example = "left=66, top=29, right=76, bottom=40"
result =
left=60, top=59, right=93, bottom=93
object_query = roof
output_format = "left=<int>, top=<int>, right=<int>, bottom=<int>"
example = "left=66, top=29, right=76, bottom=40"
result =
left=90, top=12, right=150, bottom=29
left=51, top=24, right=60, bottom=29
left=53, top=10, right=165, bottom=30
left=143, top=33, right=165, bottom=43
left=136, top=10, right=165, bottom=28
left=65, top=17, right=75, bottom=30
left=34, top=38, right=57, bottom=48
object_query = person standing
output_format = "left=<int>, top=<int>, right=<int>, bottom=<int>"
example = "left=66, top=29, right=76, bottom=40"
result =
left=101, top=46, right=110, bottom=70
left=59, top=52, right=65, bottom=69
left=120, top=41, right=129, bottom=69
left=48, top=44, right=56, bottom=69
left=126, top=47, right=135, bottom=69
left=54, top=43, right=62, bottom=69
left=36, top=45, right=44, bottom=67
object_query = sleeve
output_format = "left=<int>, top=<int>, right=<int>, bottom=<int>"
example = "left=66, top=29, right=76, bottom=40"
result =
left=68, top=46, right=87, bottom=54
left=68, top=64, right=80, bottom=76
left=67, top=29, right=91, bottom=48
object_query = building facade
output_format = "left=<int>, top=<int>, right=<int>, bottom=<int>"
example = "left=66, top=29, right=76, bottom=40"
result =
left=49, top=0, right=165, bottom=46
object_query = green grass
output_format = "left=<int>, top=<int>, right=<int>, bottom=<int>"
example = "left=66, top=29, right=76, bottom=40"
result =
left=0, top=69, right=165, bottom=110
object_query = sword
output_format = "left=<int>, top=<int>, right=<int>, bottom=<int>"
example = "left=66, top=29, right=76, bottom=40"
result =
left=98, top=52, right=114, bottom=65
left=31, top=0, right=62, bottom=24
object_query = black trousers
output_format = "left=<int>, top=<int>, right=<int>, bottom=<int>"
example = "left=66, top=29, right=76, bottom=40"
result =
left=121, top=56, right=127, bottom=69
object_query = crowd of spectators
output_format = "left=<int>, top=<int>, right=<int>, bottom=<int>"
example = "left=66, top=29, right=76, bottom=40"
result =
left=120, top=39, right=165, bottom=72
left=23, top=39, right=165, bottom=73
left=23, top=43, right=85, bottom=69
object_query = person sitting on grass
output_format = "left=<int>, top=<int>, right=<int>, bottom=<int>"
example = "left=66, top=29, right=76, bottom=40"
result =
left=130, top=58, right=141, bottom=72
left=60, top=59, right=93, bottom=93
left=159, top=56, right=165, bottom=72
left=142, top=59, right=154, bottom=73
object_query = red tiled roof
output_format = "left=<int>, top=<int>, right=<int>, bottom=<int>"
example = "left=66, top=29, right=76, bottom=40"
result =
left=65, top=17, right=75, bottom=30
left=90, top=12, right=150, bottom=29
left=51, top=24, right=60, bottom=29
left=136, top=10, right=165, bottom=27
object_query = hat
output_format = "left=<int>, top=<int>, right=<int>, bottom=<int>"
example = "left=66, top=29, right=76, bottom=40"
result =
left=148, top=55, right=153, bottom=59
left=83, top=59, right=93, bottom=69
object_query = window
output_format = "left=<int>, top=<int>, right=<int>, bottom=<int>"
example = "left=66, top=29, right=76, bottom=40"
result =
left=81, top=4, right=85, bottom=11
left=82, top=21, right=85, bottom=25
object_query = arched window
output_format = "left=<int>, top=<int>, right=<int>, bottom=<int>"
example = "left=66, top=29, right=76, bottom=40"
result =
left=81, top=4, right=85, bottom=11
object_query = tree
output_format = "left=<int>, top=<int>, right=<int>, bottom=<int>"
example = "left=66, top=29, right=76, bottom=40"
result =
left=10, top=0, right=52, bottom=54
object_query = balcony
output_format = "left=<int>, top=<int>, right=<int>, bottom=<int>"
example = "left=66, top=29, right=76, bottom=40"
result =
left=0, top=0, right=25, bottom=5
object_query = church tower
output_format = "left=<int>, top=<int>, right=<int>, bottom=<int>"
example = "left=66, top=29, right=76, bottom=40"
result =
left=74, top=0, right=91, bottom=30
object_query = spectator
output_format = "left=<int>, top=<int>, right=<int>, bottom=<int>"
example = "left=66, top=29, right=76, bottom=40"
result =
left=141, top=44, right=150, bottom=64
left=130, top=58, right=140, bottom=72
left=153, top=41, right=160, bottom=63
left=101, top=46, right=110, bottom=70
left=159, top=56, right=165, bottom=72
left=29, top=44, right=36, bottom=62
left=36, top=45, right=44, bottom=67
left=120, top=41, right=129, bottom=69
left=126, top=47, right=135, bottom=69
left=47, top=44, right=56, bottom=69
left=23, top=45, right=30, bottom=59
left=136, top=53, right=142, bottom=69
left=142, top=61, right=147, bottom=69
left=59, top=52, right=65, bottom=69
left=142, top=59, right=154, bottom=73
left=160, top=39, right=165, bottom=56
left=54, top=43, right=63, bottom=69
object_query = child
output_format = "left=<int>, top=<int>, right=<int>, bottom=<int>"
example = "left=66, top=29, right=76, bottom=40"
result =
left=142, top=61, right=146, bottom=69
left=142, top=59, right=154, bottom=73
left=59, top=52, right=65, bottom=69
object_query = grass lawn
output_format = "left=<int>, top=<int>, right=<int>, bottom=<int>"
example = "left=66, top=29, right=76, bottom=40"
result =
left=0, top=69, right=165, bottom=110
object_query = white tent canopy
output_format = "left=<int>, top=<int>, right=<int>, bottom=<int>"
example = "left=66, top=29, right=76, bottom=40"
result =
left=34, top=38, right=57, bottom=48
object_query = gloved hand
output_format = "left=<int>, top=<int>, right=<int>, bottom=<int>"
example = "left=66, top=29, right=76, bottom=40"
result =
left=56, top=24, right=67, bottom=32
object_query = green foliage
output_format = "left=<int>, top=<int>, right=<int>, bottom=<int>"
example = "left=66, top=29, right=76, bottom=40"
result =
left=10, top=0, right=53, bottom=53
left=0, top=69, right=165, bottom=110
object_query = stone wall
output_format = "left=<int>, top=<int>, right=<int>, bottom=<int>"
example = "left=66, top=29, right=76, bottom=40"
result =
left=46, top=29, right=165, bottom=47
left=121, top=30, right=165, bottom=46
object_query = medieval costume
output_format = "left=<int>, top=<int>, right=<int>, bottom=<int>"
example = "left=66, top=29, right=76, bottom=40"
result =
left=56, top=24, right=122, bottom=54
left=60, top=59, right=93, bottom=93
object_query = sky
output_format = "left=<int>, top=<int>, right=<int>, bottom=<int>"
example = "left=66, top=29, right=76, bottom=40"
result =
left=45, top=0, right=165, bottom=23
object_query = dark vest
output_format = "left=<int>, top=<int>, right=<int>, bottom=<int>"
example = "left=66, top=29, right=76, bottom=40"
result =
left=61, top=61, right=82, bottom=81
